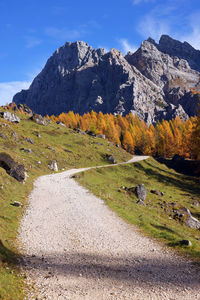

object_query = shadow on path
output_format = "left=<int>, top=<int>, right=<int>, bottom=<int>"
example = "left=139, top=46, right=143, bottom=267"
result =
left=20, top=251, right=200, bottom=288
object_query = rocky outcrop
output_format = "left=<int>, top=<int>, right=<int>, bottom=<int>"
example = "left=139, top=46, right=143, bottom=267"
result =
left=0, top=112, right=20, bottom=123
left=125, top=36, right=200, bottom=120
left=13, top=36, right=200, bottom=123
left=0, top=152, right=27, bottom=182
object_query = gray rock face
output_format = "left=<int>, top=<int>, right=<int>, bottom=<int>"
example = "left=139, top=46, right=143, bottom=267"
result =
left=13, top=36, right=200, bottom=123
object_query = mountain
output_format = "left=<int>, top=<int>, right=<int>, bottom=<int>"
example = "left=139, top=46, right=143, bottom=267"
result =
left=13, top=35, right=200, bottom=123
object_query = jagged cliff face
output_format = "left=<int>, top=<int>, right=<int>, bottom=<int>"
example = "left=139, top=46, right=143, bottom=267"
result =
left=13, top=36, right=200, bottom=123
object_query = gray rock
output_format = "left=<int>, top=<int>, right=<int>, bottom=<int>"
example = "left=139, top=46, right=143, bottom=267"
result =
left=135, top=184, right=147, bottom=201
left=193, top=200, right=199, bottom=207
left=175, top=207, right=200, bottom=229
left=0, top=152, right=27, bottom=182
left=179, top=239, right=192, bottom=246
left=25, top=138, right=34, bottom=144
left=56, top=121, right=66, bottom=127
left=12, top=201, right=23, bottom=207
left=105, top=154, right=116, bottom=164
left=97, top=134, right=106, bottom=139
left=20, top=148, right=33, bottom=153
left=0, top=111, right=20, bottom=123
left=48, top=160, right=58, bottom=172
left=17, top=104, right=33, bottom=115
left=137, top=199, right=145, bottom=205
left=47, top=146, right=55, bottom=152
left=30, top=114, right=47, bottom=126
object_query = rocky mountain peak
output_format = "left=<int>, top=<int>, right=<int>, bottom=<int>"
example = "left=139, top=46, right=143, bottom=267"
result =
left=13, top=35, right=200, bottom=123
left=157, top=34, right=200, bottom=72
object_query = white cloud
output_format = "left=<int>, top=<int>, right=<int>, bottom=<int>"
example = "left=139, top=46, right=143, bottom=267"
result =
left=0, top=81, right=31, bottom=106
left=45, top=26, right=85, bottom=41
left=119, top=39, right=138, bottom=54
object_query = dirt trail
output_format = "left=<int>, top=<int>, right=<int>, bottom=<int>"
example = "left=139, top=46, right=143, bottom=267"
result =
left=18, top=156, right=200, bottom=300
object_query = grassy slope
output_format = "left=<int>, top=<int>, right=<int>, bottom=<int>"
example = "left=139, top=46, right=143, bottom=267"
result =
left=76, top=157, right=200, bottom=261
left=0, top=110, right=131, bottom=300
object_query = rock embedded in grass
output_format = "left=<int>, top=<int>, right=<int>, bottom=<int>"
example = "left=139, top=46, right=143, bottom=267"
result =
left=135, top=184, right=147, bottom=201
left=105, top=154, right=116, bottom=164
left=25, top=137, right=34, bottom=144
left=174, top=207, right=200, bottom=229
left=48, top=160, right=58, bottom=172
left=0, top=111, right=20, bottom=123
left=30, top=114, right=47, bottom=126
left=12, top=201, right=23, bottom=207
left=0, top=152, right=27, bottom=182
left=179, top=240, right=192, bottom=246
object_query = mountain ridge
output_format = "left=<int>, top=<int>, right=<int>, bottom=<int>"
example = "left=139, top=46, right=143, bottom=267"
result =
left=13, top=35, right=200, bottom=123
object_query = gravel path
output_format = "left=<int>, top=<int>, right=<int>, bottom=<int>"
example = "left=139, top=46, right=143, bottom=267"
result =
left=18, top=156, right=200, bottom=300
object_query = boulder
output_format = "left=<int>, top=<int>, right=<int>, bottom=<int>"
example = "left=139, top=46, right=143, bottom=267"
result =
left=174, top=207, right=200, bottom=229
left=86, top=130, right=96, bottom=137
left=97, top=134, right=106, bottom=139
left=135, top=184, right=147, bottom=201
left=48, top=160, right=58, bottom=172
left=179, top=240, right=192, bottom=246
left=30, top=114, right=47, bottom=126
left=11, top=201, right=23, bottom=207
left=0, top=152, right=27, bottom=182
left=0, top=111, right=20, bottom=123
left=56, top=121, right=65, bottom=127
left=105, top=154, right=116, bottom=164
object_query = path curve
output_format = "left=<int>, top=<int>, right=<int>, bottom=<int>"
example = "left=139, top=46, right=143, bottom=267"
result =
left=18, top=156, right=200, bottom=300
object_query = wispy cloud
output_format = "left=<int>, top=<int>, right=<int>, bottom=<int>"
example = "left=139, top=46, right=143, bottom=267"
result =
left=25, top=36, right=42, bottom=48
left=179, top=12, right=200, bottom=50
left=0, top=81, right=30, bottom=105
left=138, top=15, right=171, bottom=41
left=132, top=0, right=155, bottom=5
left=136, top=3, right=181, bottom=42
left=119, top=39, right=138, bottom=54
left=45, top=26, right=85, bottom=41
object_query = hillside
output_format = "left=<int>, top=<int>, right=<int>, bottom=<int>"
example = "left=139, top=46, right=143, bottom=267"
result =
left=0, top=106, right=131, bottom=299
left=76, top=158, right=200, bottom=260
left=0, top=106, right=199, bottom=299
left=13, top=35, right=200, bottom=123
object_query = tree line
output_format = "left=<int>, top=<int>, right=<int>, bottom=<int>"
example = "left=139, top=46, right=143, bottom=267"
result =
left=47, top=109, right=200, bottom=160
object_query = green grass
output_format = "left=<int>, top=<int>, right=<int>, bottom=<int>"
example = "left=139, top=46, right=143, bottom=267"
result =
left=76, top=157, right=200, bottom=261
left=0, top=109, right=131, bottom=299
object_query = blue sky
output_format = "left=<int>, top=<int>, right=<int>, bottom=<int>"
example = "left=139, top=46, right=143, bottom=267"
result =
left=0, top=0, right=200, bottom=105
